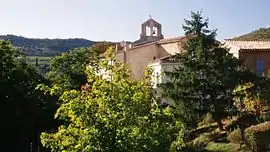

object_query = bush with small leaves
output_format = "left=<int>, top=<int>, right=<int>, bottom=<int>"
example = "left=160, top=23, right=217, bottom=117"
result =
left=40, top=47, right=186, bottom=152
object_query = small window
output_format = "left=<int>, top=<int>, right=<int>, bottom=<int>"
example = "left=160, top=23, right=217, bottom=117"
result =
left=256, top=58, right=264, bottom=75
left=146, top=26, right=151, bottom=36
left=152, top=27, right=158, bottom=36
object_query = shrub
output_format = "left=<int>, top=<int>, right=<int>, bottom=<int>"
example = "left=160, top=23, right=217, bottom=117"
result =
left=192, top=133, right=212, bottom=151
left=191, top=131, right=221, bottom=151
left=225, top=115, right=259, bottom=132
left=245, top=121, right=270, bottom=152
left=198, top=113, right=215, bottom=127
left=228, top=128, right=242, bottom=144
left=258, top=110, right=270, bottom=122
left=205, top=142, right=239, bottom=152
left=225, top=120, right=238, bottom=131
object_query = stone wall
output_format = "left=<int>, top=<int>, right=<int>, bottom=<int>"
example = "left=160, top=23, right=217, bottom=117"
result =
left=239, top=50, right=270, bottom=75
left=159, top=42, right=184, bottom=55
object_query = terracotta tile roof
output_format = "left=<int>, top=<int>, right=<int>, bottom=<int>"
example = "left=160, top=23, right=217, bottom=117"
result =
left=131, top=37, right=160, bottom=47
left=148, top=55, right=178, bottom=64
left=224, top=40, right=270, bottom=50
left=157, top=36, right=186, bottom=44
left=142, top=18, right=161, bottom=27
left=128, top=36, right=186, bottom=50
left=128, top=40, right=157, bottom=50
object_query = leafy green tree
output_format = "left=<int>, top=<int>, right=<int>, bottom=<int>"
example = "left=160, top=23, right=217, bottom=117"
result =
left=232, top=80, right=270, bottom=147
left=159, top=11, right=245, bottom=130
left=40, top=47, right=185, bottom=152
left=91, top=41, right=120, bottom=53
left=47, top=47, right=100, bottom=94
left=234, top=82, right=267, bottom=117
left=0, top=40, right=58, bottom=152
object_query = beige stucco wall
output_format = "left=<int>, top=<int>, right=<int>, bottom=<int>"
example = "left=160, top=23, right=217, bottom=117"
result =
left=125, top=44, right=161, bottom=80
left=147, top=62, right=162, bottom=88
left=115, top=41, right=185, bottom=80
left=148, top=61, right=180, bottom=105
left=159, top=42, right=183, bottom=55
left=239, top=51, right=270, bottom=75
left=148, top=61, right=181, bottom=88
left=116, top=51, right=124, bottom=63
left=223, top=43, right=239, bottom=58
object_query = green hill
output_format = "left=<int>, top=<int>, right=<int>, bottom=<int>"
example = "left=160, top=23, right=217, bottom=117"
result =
left=232, top=28, right=270, bottom=41
left=0, top=35, right=95, bottom=56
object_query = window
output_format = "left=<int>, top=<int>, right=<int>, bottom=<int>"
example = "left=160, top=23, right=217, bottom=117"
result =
left=256, top=58, right=264, bottom=75
left=152, top=27, right=158, bottom=36
left=146, top=26, right=151, bottom=36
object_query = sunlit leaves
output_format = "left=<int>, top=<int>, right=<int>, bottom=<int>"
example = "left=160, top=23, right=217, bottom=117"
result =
left=233, top=82, right=265, bottom=116
left=41, top=47, right=185, bottom=152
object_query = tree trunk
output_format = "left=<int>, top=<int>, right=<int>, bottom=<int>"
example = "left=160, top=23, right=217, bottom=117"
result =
left=217, top=119, right=224, bottom=131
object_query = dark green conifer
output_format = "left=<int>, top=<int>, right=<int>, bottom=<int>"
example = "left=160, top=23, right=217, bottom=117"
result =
left=160, top=11, right=244, bottom=130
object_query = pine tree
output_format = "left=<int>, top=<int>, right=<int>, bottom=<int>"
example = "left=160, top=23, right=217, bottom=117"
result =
left=160, top=11, right=244, bottom=130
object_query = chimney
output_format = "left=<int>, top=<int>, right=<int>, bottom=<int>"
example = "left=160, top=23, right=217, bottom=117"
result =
left=115, top=44, right=118, bottom=51
left=120, top=41, right=128, bottom=64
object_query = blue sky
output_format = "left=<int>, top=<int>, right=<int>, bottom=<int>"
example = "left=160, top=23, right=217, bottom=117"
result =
left=1, top=0, right=270, bottom=41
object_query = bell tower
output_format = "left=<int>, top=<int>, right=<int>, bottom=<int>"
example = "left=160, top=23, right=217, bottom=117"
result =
left=140, top=15, right=163, bottom=40
left=132, top=16, right=164, bottom=47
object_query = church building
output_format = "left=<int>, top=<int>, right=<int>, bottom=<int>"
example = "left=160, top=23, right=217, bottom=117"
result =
left=114, top=17, right=270, bottom=88
left=116, top=17, right=187, bottom=86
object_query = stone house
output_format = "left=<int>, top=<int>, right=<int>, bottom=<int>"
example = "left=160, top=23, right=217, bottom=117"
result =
left=223, top=40, right=270, bottom=76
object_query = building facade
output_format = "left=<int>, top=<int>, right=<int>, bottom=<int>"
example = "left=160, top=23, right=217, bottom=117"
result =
left=115, top=18, right=270, bottom=89
left=116, top=17, right=186, bottom=83
left=223, top=40, right=270, bottom=76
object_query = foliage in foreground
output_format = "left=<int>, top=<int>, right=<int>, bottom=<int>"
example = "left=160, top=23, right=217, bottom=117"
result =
left=233, top=82, right=268, bottom=117
left=46, top=47, right=100, bottom=94
left=40, top=47, right=185, bottom=152
left=0, top=40, right=58, bottom=152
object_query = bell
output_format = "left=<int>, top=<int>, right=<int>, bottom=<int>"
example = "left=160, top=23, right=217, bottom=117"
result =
left=153, top=30, right=156, bottom=35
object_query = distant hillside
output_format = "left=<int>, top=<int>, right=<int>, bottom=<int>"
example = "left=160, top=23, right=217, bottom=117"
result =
left=0, top=35, right=94, bottom=56
left=232, top=28, right=270, bottom=41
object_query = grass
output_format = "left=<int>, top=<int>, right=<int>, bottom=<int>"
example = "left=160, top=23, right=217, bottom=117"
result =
left=189, top=117, right=251, bottom=152
left=204, top=142, right=243, bottom=152
left=26, top=56, right=51, bottom=65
